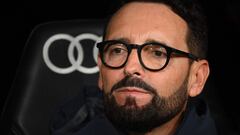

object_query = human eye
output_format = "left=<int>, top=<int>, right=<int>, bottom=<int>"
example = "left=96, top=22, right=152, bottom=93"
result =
left=144, top=45, right=166, bottom=58
left=153, top=49, right=163, bottom=57
left=111, top=47, right=123, bottom=54
left=108, top=44, right=127, bottom=56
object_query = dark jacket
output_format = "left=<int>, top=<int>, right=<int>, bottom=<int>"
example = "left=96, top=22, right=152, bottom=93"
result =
left=51, top=86, right=218, bottom=135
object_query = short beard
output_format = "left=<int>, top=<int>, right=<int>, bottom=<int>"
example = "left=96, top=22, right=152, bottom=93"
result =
left=103, top=75, right=188, bottom=134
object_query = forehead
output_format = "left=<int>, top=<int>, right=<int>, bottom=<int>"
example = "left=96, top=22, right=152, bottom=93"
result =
left=106, top=2, right=188, bottom=49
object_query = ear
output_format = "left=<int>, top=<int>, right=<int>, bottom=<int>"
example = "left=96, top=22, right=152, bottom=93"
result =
left=188, top=60, right=210, bottom=97
left=97, top=54, right=103, bottom=91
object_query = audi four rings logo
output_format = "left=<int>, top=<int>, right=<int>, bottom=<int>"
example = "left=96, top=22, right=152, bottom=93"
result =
left=43, top=33, right=102, bottom=74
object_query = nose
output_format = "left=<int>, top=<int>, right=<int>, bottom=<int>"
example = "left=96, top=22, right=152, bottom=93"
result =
left=124, top=50, right=145, bottom=76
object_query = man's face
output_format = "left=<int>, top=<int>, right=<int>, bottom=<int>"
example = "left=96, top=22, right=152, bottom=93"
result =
left=98, top=2, right=191, bottom=133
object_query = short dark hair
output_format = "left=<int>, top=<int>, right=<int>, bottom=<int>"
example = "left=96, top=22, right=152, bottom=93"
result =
left=105, top=0, right=208, bottom=58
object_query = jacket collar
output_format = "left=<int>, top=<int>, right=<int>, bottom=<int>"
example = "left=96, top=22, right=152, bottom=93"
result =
left=174, top=98, right=217, bottom=135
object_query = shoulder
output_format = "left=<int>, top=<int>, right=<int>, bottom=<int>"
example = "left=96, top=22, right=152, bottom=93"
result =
left=175, top=98, right=218, bottom=135
left=72, top=115, right=122, bottom=135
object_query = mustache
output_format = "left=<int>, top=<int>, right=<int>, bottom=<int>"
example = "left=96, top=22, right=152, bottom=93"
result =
left=110, top=75, right=157, bottom=95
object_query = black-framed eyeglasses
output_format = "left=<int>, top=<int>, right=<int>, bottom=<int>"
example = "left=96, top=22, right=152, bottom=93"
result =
left=97, top=40, right=199, bottom=71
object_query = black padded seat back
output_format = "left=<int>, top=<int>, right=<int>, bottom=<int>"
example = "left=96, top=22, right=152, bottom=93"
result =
left=1, top=19, right=105, bottom=135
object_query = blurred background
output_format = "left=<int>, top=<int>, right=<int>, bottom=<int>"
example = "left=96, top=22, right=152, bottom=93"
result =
left=1, top=0, right=240, bottom=134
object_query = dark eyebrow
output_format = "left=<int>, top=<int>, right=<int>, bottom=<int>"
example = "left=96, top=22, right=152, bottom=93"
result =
left=108, top=38, right=130, bottom=44
left=145, top=39, right=169, bottom=46
left=107, top=38, right=170, bottom=47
